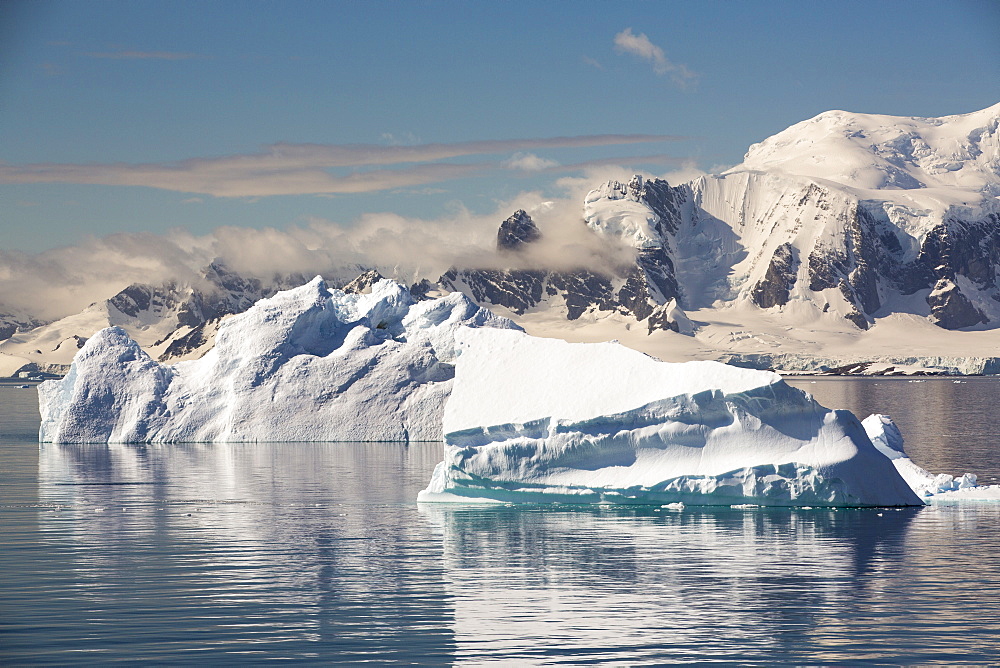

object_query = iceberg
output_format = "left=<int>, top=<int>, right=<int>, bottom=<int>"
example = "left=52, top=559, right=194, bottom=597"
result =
left=418, top=328, right=922, bottom=507
left=38, top=277, right=519, bottom=443
left=862, top=414, right=1000, bottom=502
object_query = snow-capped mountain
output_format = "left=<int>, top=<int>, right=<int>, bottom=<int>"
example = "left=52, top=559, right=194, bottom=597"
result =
left=0, top=261, right=327, bottom=377
left=451, top=104, right=1000, bottom=331
left=0, top=307, right=44, bottom=343
left=441, top=189, right=689, bottom=334
left=690, top=103, right=1000, bottom=329
left=435, top=104, right=1000, bottom=374
left=5, top=104, right=1000, bottom=377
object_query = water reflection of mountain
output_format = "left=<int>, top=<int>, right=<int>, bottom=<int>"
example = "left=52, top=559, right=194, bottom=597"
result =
left=420, top=504, right=921, bottom=664
left=36, top=442, right=456, bottom=664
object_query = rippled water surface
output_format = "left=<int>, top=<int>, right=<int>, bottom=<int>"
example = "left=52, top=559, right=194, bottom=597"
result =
left=3, top=379, right=1000, bottom=665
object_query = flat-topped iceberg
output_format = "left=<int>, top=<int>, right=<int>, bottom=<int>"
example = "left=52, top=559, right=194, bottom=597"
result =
left=39, top=278, right=519, bottom=443
left=418, top=328, right=922, bottom=507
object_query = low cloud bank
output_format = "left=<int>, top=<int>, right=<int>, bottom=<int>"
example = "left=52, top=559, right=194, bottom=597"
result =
left=0, top=165, right=703, bottom=322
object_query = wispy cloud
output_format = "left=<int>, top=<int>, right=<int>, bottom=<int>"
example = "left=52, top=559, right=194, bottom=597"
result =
left=581, top=55, right=604, bottom=71
left=84, top=50, right=202, bottom=60
left=503, top=153, right=559, bottom=171
left=613, top=28, right=695, bottom=86
left=380, top=131, right=422, bottom=146
left=0, top=134, right=685, bottom=198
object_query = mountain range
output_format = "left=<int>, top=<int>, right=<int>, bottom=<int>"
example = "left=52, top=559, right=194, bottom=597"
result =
left=4, top=103, right=999, bottom=377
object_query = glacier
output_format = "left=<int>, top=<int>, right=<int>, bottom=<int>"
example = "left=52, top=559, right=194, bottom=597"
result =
left=418, top=328, right=923, bottom=507
left=38, top=277, right=519, bottom=443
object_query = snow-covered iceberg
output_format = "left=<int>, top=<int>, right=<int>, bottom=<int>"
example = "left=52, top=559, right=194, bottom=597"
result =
left=38, top=278, right=519, bottom=443
left=418, top=328, right=922, bottom=507
left=862, top=414, right=1000, bottom=502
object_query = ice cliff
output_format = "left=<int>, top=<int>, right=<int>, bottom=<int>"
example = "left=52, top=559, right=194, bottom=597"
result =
left=38, top=277, right=519, bottom=443
left=419, top=328, right=922, bottom=507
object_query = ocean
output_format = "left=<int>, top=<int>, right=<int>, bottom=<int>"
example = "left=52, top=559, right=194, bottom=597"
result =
left=2, top=378, right=1000, bottom=665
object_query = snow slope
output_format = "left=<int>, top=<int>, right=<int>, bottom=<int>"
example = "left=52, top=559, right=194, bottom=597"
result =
left=419, top=328, right=921, bottom=507
left=739, top=103, right=1000, bottom=201
left=38, top=278, right=519, bottom=443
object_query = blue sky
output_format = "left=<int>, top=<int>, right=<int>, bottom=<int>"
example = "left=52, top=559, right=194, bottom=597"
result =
left=3, top=0, right=999, bottom=253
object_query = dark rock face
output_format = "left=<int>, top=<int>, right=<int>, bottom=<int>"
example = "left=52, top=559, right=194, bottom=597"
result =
left=796, top=202, right=1000, bottom=330
left=927, top=279, right=988, bottom=329
left=914, top=214, right=1000, bottom=288
left=408, top=279, right=435, bottom=301
left=0, top=311, right=43, bottom=342
left=752, top=243, right=798, bottom=308
left=174, top=261, right=274, bottom=328
left=100, top=260, right=299, bottom=342
left=616, top=265, right=658, bottom=321
left=547, top=271, right=616, bottom=320
left=636, top=177, right=686, bottom=237
left=109, top=284, right=159, bottom=318
left=804, top=204, right=888, bottom=328
left=646, top=302, right=680, bottom=334
left=158, top=321, right=212, bottom=362
left=440, top=186, right=690, bottom=327
left=636, top=247, right=680, bottom=303
left=440, top=268, right=546, bottom=315
left=441, top=211, right=548, bottom=315
left=497, top=210, right=541, bottom=252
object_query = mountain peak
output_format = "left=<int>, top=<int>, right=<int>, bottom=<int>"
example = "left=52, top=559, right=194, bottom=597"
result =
left=734, top=104, right=1000, bottom=195
left=497, top=210, right=541, bottom=252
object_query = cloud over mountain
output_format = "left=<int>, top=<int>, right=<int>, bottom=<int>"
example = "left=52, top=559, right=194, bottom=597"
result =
left=0, top=163, right=700, bottom=322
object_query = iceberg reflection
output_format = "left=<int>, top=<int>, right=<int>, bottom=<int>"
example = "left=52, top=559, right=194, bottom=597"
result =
left=421, top=503, right=921, bottom=664
left=36, top=441, right=456, bottom=664
left=32, top=442, right=998, bottom=665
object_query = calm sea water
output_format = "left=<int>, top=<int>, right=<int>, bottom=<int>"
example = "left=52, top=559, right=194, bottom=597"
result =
left=3, top=378, right=1000, bottom=665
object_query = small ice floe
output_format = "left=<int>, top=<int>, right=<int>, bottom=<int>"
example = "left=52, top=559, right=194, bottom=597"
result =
left=863, top=414, right=1000, bottom=504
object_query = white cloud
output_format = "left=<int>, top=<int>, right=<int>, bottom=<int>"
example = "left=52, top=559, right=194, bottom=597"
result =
left=613, top=28, right=695, bottom=86
left=502, top=153, right=559, bottom=171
